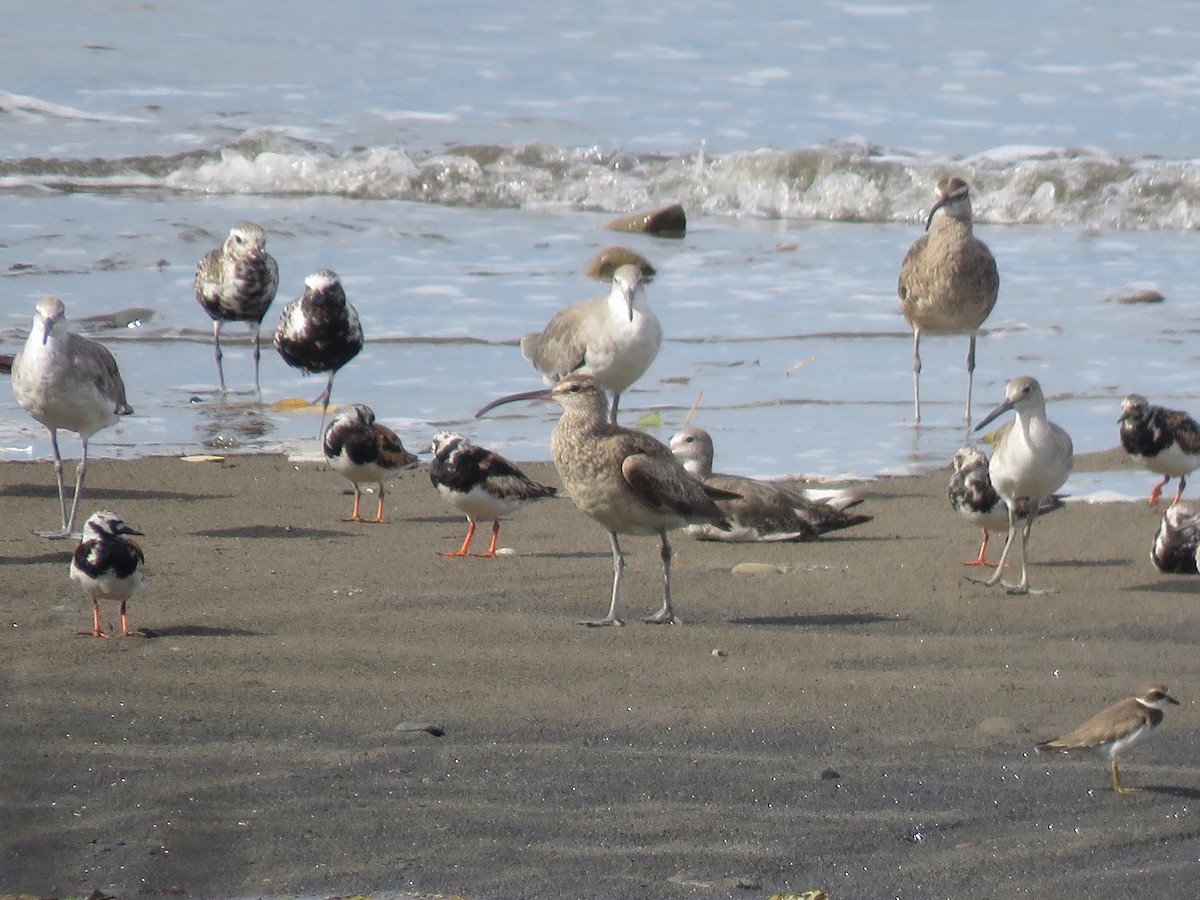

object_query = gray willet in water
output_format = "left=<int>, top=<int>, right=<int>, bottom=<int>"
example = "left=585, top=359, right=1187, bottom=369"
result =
left=11, top=297, right=134, bottom=538
left=520, top=264, right=662, bottom=423
left=194, top=222, right=279, bottom=396
left=476, top=374, right=735, bottom=626
left=972, top=376, right=1073, bottom=594
left=898, top=176, right=999, bottom=424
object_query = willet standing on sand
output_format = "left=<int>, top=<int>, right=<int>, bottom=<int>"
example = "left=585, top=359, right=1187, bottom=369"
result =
left=898, top=176, right=999, bottom=424
left=274, top=269, right=364, bottom=436
left=971, top=376, right=1073, bottom=594
left=11, top=297, right=134, bottom=538
left=476, top=374, right=735, bottom=625
left=669, top=426, right=871, bottom=542
left=520, top=264, right=662, bottom=423
left=194, top=222, right=279, bottom=396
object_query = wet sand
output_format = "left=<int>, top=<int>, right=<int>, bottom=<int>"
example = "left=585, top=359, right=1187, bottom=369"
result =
left=3, top=448, right=1199, bottom=898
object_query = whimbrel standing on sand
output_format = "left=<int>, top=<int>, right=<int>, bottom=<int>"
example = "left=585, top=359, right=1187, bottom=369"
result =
left=429, top=431, right=557, bottom=558
left=323, top=403, right=419, bottom=523
left=669, top=426, right=871, bottom=542
left=1036, top=682, right=1179, bottom=794
left=948, top=445, right=1064, bottom=567
left=11, top=297, right=134, bottom=538
left=972, top=376, right=1073, bottom=594
left=476, top=374, right=735, bottom=625
left=520, top=264, right=662, bottom=423
left=274, top=269, right=364, bottom=436
left=1118, top=393, right=1200, bottom=507
left=898, top=177, right=999, bottom=424
left=194, top=222, right=279, bottom=396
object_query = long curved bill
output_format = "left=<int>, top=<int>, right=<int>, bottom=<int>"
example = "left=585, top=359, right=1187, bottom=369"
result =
left=475, top=385, right=554, bottom=419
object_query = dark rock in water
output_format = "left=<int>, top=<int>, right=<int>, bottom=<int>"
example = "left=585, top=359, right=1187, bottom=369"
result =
left=584, top=246, right=656, bottom=281
left=606, top=203, right=687, bottom=237
left=1108, top=288, right=1165, bottom=304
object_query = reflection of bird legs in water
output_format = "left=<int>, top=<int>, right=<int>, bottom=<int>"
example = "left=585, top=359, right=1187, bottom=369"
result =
left=193, top=398, right=277, bottom=449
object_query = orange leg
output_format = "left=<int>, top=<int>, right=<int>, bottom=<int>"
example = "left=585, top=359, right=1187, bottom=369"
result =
left=342, top=487, right=365, bottom=522
left=80, top=599, right=110, bottom=638
left=1148, top=476, right=1169, bottom=507
left=963, top=530, right=996, bottom=567
left=118, top=601, right=142, bottom=638
left=439, top=518, right=476, bottom=557
left=473, top=520, right=502, bottom=558
left=370, top=486, right=386, bottom=524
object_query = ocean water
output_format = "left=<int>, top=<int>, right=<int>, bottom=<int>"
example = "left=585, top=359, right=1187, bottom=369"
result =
left=3, top=1, right=1200, bottom=492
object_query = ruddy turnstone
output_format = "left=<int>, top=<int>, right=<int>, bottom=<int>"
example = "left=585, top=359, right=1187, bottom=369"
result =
left=948, top=445, right=1065, bottom=567
left=1150, top=503, right=1200, bottom=575
left=1036, top=682, right=1179, bottom=794
left=69, top=510, right=146, bottom=638
left=972, top=376, right=1074, bottom=594
left=428, top=431, right=557, bottom=558
left=668, top=426, right=871, bottom=542
left=898, top=177, right=999, bottom=424
left=11, top=297, right=134, bottom=539
left=518, top=264, right=662, bottom=423
left=273, top=268, right=364, bottom=435
left=1118, top=393, right=1200, bottom=507
left=194, top=222, right=279, bottom=396
left=476, top=374, right=737, bottom=626
left=323, top=403, right=419, bottom=523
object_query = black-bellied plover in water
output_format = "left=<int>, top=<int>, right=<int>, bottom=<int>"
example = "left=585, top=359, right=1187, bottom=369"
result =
left=948, top=445, right=1064, bottom=567
left=428, top=431, right=557, bottom=558
left=69, top=509, right=146, bottom=638
left=1150, top=503, right=1200, bottom=575
left=11, top=296, right=134, bottom=538
left=1118, top=393, right=1200, bottom=507
left=971, top=376, right=1073, bottom=594
left=1036, top=682, right=1179, bottom=794
left=323, top=403, right=418, bottom=523
left=898, top=176, right=999, bottom=424
left=668, top=426, right=871, bottom=542
left=519, top=264, right=661, bottom=423
left=274, top=269, right=364, bottom=436
left=194, top=222, right=279, bottom=396
left=477, top=374, right=736, bottom=626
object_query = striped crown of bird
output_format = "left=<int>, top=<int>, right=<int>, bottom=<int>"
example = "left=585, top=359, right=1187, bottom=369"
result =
left=898, top=176, right=999, bottom=424
left=323, top=403, right=419, bottom=523
left=274, top=268, right=364, bottom=435
left=948, top=445, right=1065, bottom=567
left=69, top=509, right=146, bottom=638
left=194, top=221, right=280, bottom=395
left=971, top=376, right=1073, bottom=594
left=1118, top=393, right=1200, bottom=507
left=520, top=263, right=662, bottom=423
left=1036, top=682, right=1179, bottom=794
left=476, top=373, right=737, bottom=626
left=669, top=426, right=871, bottom=543
left=428, top=431, right=557, bottom=558
left=1150, top=503, right=1200, bottom=575
left=11, top=296, right=134, bottom=538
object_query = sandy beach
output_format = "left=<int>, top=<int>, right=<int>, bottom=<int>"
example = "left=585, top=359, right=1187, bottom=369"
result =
left=4, top=447, right=1199, bottom=899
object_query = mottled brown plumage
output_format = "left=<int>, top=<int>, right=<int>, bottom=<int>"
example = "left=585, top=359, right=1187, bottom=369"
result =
left=898, top=176, right=999, bottom=423
left=323, top=403, right=418, bottom=523
left=1118, top=393, right=1200, bottom=506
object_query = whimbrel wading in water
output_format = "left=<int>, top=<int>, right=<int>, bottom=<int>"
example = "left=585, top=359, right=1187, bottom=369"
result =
left=274, top=269, right=364, bottom=437
left=11, top=297, right=134, bottom=539
left=669, top=426, right=871, bottom=542
left=898, top=176, right=999, bottom=424
left=476, top=374, right=735, bottom=625
left=1118, top=393, right=1200, bottom=507
left=1036, top=682, right=1179, bottom=794
left=971, top=376, right=1073, bottom=594
left=429, top=431, right=557, bottom=558
left=322, top=403, right=419, bottom=523
left=520, top=264, right=662, bottom=423
left=194, top=222, right=279, bottom=397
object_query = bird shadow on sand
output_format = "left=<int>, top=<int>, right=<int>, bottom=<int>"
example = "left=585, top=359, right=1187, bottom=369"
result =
left=1048, top=557, right=1135, bottom=569
left=1138, top=784, right=1200, bottom=800
left=137, top=623, right=262, bottom=638
left=0, top=551, right=73, bottom=567
left=728, top=612, right=901, bottom=629
left=1126, top=579, right=1200, bottom=594
left=192, top=525, right=350, bottom=540
left=1, top=483, right=228, bottom=504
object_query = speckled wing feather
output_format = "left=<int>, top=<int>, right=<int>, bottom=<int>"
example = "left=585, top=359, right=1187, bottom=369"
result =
left=621, top=453, right=730, bottom=526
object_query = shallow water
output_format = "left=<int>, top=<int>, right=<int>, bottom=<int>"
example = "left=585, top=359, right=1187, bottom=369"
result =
left=3, top=1, right=1200, bottom=497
